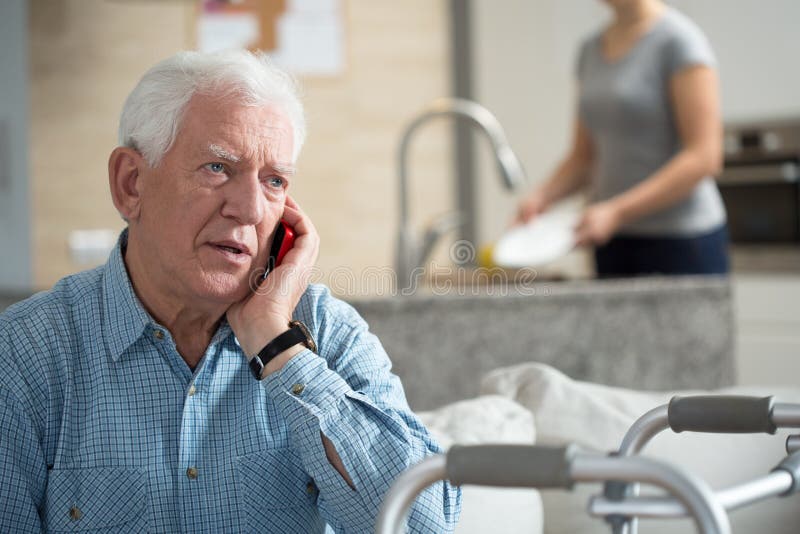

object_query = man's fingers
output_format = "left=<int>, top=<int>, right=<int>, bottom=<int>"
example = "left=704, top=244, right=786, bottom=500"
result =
left=275, top=198, right=319, bottom=268
left=285, top=195, right=300, bottom=208
left=281, top=199, right=315, bottom=239
left=284, top=195, right=311, bottom=223
left=279, top=203, right=302, bottom=228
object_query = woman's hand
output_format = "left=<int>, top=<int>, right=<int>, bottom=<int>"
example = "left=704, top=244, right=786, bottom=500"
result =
left=513, top=190, right=549, bottom=226
left=574, top=201, right=623, bottom=247
left=227, top=196, right=320, bottom=373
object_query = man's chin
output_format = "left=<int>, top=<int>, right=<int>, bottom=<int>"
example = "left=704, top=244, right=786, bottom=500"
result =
left=194, top=272, right=254, bottom=304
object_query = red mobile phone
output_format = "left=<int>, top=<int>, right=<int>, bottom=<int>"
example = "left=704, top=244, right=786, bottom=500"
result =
left=262, top=219, right=295, bottom=280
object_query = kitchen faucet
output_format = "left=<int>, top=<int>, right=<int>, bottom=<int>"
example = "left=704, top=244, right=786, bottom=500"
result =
left=395, top=97, right=527, bottom=293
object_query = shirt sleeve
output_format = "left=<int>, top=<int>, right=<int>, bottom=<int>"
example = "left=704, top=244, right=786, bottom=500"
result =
left=665, top=17, right=717, bottom=77
left=0, top=332, right=48, bottom=533
left=262, top=288, right=462, bottom=533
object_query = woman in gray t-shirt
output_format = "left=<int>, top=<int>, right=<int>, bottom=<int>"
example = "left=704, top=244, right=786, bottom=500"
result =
left=516, top=0, right=729, bottom=276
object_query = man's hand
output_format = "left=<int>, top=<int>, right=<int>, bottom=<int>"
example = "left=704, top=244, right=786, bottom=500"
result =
left=227, top=196, right=320, bottom=375
left=574, top=200, right=623, bottom=247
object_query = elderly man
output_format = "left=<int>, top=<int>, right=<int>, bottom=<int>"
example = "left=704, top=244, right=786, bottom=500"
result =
left=0, top=50, right=460, bottom=532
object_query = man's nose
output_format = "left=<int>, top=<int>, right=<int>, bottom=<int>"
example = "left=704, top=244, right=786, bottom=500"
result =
left=220, top=173, right=265, bottom=225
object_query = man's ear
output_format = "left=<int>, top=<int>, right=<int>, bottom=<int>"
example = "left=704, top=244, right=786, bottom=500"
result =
left=108, top=146, right=146, bottom=221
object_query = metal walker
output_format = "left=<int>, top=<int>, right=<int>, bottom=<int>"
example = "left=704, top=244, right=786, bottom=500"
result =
left=376, top=395, right=800, bottom=533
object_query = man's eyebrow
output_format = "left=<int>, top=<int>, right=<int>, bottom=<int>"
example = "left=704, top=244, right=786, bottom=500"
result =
left=207, top=144, right=241, bottom=163
left=273, top=163, right=297, bottom=176
left=207, top=143, right=296, bottom=175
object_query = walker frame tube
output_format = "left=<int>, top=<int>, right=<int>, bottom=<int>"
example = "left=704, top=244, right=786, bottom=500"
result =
left=591, top=470, right=793, bottom=518
left=571, top=454, right=730, bottom=534
left=375, top=446, right=731, bottom=534
left=375, top=455, right=446, bottom=534
left=606, top=399, right=800, bottom=534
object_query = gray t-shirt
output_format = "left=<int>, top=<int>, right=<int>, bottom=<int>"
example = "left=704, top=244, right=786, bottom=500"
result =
left=577, top=7, right=726, bottom=237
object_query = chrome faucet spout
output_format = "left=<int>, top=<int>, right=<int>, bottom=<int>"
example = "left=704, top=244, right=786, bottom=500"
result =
left=395, top=97, right=526, bottom=293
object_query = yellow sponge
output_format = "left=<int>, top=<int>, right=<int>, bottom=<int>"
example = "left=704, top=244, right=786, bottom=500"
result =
left=477, top=243, right=496, bottom=269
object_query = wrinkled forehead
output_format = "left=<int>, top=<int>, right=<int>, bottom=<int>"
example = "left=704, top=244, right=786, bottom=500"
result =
left=179, top=94, right=295, bottom=167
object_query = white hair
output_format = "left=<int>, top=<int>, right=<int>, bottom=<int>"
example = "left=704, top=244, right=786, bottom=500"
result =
left=118, top=49, right=306, bottom=167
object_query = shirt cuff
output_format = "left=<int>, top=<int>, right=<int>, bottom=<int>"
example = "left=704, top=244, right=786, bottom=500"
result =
left=261, top=349, right=352, bottom=432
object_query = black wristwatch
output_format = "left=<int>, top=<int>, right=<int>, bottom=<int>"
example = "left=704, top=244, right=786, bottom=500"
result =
left=249, top=320, right=317, bottom=380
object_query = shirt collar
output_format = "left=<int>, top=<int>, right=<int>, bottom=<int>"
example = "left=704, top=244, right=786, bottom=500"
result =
left=102, top=229, right=152, bottom=362
left=101, top=229, right=236, bottom=362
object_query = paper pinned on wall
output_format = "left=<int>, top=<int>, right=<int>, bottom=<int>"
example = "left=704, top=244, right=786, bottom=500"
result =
left=270, top=0, right=344, bottom=76
left=197, top=0, right=344, bottom=76
left=197, top=12, right=260, bottom=53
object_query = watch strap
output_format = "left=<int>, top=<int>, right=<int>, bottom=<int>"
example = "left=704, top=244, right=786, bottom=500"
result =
left=249, top=321, right=315, bottom=380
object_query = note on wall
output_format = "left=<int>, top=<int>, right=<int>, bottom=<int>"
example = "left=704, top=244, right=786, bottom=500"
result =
left=197, top=0, right=345, bottom=76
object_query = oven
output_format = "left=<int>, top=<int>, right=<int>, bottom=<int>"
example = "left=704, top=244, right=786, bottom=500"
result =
left=720, top=120, right=800, bottom=243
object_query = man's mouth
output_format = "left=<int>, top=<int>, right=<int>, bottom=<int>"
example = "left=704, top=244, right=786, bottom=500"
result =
left=209, top=240, right=252, bottom=257
left=216, top=245, right=243, bottom=254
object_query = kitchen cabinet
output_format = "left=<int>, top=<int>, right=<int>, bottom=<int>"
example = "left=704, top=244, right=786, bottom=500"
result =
left=733, top=274, right=800, bottom=386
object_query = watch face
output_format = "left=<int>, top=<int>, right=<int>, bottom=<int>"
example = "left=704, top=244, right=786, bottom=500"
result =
left=290, top=320, right=317, bottom=353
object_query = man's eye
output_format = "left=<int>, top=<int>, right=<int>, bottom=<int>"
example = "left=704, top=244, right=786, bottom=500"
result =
left=206, top=162, right=226, bottom=174
left=267, top=176, right=285, bottom=189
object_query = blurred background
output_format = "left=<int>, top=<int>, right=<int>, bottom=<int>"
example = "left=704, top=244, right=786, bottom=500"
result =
left=1, top=0, right=799, bottom=387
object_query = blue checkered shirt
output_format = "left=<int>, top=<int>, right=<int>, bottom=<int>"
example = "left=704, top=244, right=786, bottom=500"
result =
left=0, top=237, right=460, bottom=532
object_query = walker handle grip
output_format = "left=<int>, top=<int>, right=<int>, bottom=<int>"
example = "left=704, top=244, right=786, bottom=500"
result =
left=446, top=444, right=576, bottom=488
left=668, top=395, right=776, bottom=434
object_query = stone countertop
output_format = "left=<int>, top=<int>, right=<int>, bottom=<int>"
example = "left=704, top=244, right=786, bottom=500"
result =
left=366, top=273, right=730, bottom=304
left=349, top=275, right=734, bottom=410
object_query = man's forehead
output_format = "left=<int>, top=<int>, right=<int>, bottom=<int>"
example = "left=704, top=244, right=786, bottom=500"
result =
left=181, top=94, right=295, bottom=165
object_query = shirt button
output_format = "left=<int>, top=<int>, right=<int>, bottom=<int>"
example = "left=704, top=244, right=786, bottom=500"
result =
left=188, top=385, right=197, bottom=396
left=291, top=383, right=305, bottom=395
left=306, top=481, right=316, bottom=495
left=186, top=467, right=198, bottom=480
left=69, top=506, right=82, bottom=521
left=154, top=329, right=165, bottom=340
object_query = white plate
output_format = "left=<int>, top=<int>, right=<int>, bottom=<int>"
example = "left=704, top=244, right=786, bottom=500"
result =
left=493, top=209, right=579, bottom=268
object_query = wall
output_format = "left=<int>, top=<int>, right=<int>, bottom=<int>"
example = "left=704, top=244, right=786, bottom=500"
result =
left=0, top=0, right=32, bottom=291
left=29, top=0, right=453, bottom=294
left=672, top=0, right=800, bottom=122
left=29, top=0, right=194, bottom=288
left=291, top=2, right=453, bottom=292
